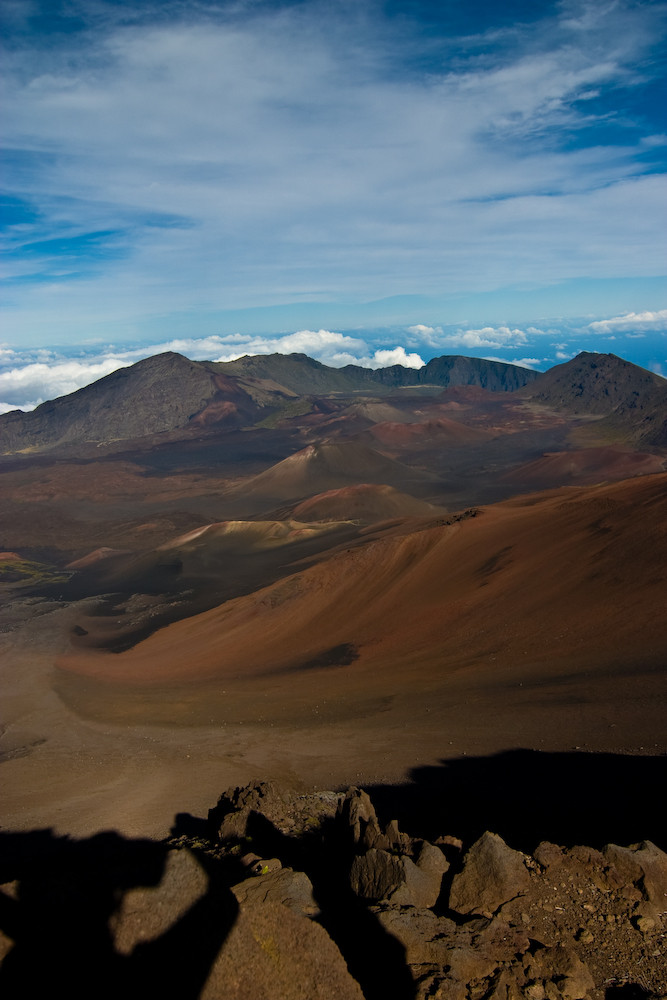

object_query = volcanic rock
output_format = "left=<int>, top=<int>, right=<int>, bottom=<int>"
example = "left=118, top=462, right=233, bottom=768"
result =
left=448, top=831, right=531, bottom=917
left=350, top=845, right=446, bottom=908
left=231, top=867, right=319, bottom=917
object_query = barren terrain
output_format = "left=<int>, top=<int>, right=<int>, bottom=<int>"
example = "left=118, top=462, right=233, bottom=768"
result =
left=0, top=352, right=664, bottom=850
left=1, top=351, right=666, bottom=998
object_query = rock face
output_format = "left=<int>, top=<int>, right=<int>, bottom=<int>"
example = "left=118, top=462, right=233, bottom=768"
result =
left=449, top=831, right=531, bottom=917
left=200, top=782, right=667, bottom=1000
left=520, top=351, right=667, bottom=446
left=2, top=783, right=667, bottom=1000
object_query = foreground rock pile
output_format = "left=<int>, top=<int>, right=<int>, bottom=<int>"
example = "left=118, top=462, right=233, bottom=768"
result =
left=1, top=780, right=666, bottom=999
left=171, top=780, right=667, bottom=999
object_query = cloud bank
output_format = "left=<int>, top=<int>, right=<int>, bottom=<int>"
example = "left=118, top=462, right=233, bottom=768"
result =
left=588, top=310, right=667, bottom=334
left=0, top=331, right=425, bottom=411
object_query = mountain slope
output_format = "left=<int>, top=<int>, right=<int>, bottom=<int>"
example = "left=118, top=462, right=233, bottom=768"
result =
left=0, top=353, right=221, bottom=452
left=222, top=352, right=540, bottom=394
left=236, top=440, right=435, bottom=502
left=291, top=484, right=446, bottom=522
left=0, top=352, right=540, bottom=453
left=523, top=352, right=667, bottom=447
left=58, top=472, right=667, bottom=689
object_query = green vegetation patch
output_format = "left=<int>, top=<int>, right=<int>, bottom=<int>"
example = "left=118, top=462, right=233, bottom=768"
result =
left=0, top=557, right=69, bottom=586
left=255, top=397, right=317, bottom=429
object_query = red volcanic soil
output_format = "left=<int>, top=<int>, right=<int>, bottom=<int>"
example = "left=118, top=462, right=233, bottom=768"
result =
left=291, top=484, right=445, bottom=522
left=6, top=475, right=667, bottom=841
left=504, top=446, right=665, bottom=486
left=65, top=547, right=130, bottom=570
left=235, top=441, right=433, bottom=502
left=58, top=474, right=667, bottom=735
left=368, top=417, right=492, bottom=448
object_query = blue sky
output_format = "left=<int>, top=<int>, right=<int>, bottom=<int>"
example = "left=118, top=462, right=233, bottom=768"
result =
left=1, top=0, right=666, bottom=410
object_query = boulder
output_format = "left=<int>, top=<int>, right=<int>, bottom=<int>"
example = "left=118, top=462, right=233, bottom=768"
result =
left=231, top=867, right=319, bottom=917
left=607, top=841, right=667, bottom=913
left=350, top=847, right=444, bottom=908
left=204, top=899, right=365, bottom=1000
left=523, top=944, right=594, bottom=1000
left=373, top=905, right=456, bottom=966
left=449, top=832, right=531, bottom=918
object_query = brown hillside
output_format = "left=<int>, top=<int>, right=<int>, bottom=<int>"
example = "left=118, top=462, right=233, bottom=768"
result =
left=58, top=473, right=667, bottom=695
left=235, top=441, right=434, bottom=502
left=291, top=484, right=446, bottom=522
left=503, top=446, right=665, bottom=487
left=368, top=417, right=492, bottom=448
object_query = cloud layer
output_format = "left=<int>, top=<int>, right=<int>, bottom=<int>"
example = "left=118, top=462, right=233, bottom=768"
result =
left=0, top=330, right=427, bottom=411
left=1, top=0, right=666, bottom=346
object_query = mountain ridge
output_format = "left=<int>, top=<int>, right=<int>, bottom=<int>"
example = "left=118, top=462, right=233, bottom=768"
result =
left=0, top=349, right=664, bottom=454
left=520, top=351, right=667, bottom=447
left=0, top=351, right=539, bottom=453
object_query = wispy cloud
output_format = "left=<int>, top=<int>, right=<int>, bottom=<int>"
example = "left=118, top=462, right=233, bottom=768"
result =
left=1, top=0, right=665, bottom=345
left=588, top=309, right=667, bottom=333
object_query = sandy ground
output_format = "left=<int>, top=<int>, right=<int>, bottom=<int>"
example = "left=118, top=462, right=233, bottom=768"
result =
left=2, top=591, right=665, bottom=844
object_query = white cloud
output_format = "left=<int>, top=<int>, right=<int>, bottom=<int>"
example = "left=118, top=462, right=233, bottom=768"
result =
left=366, top=347, right=424, bottom=369
left=432, top=326, right=530, bottom=350
left=0, top=358, right=133, bottom=409
left=588, top=309, right=667, bottom=333
left=1, top=1, right=665, bottom=345
left=0, top=330, right=425, bottom=409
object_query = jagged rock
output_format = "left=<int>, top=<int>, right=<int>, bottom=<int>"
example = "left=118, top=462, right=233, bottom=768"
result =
left=449, top=831, right=531, bottom=917
left=603, top=843, right=643, bottom=887
left=337, top=787, right=377, bottom=845
left=371, top=906, right=458, bottom=966
left=350, top=847, right=444, bottom=908
left=218, top=807, right=253, bottom=840
left=473, top=916, right=531, bottom=964
left=359, top=816, right=390, bottom=851
left=109, top=846, right=358, bottom=999
left=444, top=944, right=499, bottom=984
left=484, top=969, right=525, bottom=1000
left=360, top=815, right=413, bottom=853
left=231, top=867, right=319, bottom=917
left=384, top=818, right=412, bottom=851
left=534, top=842, right=565, bottom=869
left=605, top=841, right=667, bottom=913
left=523, top=944, right=594, bottom=1000
left=417, top=978, right=467, bottom=1000
left=210, top=780, right=341, bottom=840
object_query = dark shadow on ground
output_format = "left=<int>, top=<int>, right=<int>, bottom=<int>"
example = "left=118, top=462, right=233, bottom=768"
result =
left=230, top=809, right=415, bottom=1000
left=0, top=829, right=238, bottom=1000
left=366, top=749, right=667, bottom=853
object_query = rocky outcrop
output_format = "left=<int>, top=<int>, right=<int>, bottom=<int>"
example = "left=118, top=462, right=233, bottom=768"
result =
left=198, top=781, right=667, bottom=1000
left=2, top=782, right=666, bottom=999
